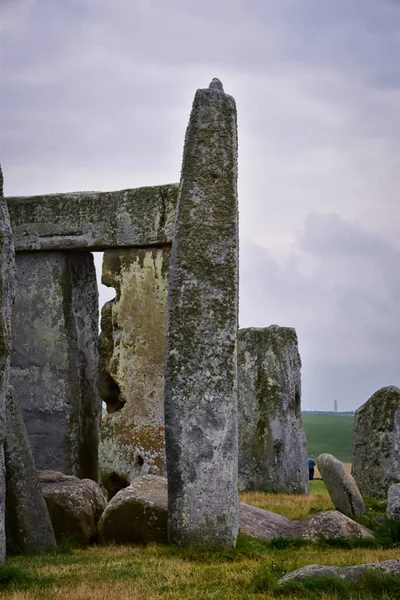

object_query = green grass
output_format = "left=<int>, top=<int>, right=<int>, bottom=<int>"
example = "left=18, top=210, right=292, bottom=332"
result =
left=2, top=487, right=399, bottom=599
left=302, top=414, right=354, bottom=462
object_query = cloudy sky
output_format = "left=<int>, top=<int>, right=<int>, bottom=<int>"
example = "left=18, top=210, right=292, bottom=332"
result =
left=1, top=0, right=399, bottom=411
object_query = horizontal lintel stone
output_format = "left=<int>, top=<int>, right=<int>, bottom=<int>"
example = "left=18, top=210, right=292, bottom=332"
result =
left=7, top=184, right=179, bottom=252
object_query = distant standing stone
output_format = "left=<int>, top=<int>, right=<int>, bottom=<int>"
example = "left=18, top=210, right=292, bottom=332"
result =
left=5, top=386, right=56, bottom=554
left=0, top=165, right=15, bottom=565
left=238, top=326, right=309, bottom=493
left=317, top=453, right=365, bottom=518
left=387, top=483, right=400, bottom=521
left=164, top=79, right=239, bottom=548
left=352, top=386, right=400, bottom=498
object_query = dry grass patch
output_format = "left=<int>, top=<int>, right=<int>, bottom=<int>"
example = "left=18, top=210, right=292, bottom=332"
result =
left=240, top=488, right=334, bottom=520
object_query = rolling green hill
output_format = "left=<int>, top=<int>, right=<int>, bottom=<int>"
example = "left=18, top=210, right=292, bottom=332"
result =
left=302, top=413, right=355, bottom=463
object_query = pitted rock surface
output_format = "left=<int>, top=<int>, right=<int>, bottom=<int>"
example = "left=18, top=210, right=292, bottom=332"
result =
left=99, top=247, right=170, bottom=497
left=5, top=386, right=56, bottom=554
left=238, top=326, right=308, bottom=493
left=317, top=453, right=365, bottom=518
left=7, top=184, right=179, bottom=251
left=352, top=386, right=400, bottom=498
left=38, top=470, right=107, bottom=546
left=98, top=475, right=168, bottom=544
left=164, top=80, right=239, bottom=548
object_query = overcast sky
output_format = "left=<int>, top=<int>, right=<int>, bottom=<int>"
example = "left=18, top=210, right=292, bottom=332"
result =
left=1, top=0, right=399, bottom=411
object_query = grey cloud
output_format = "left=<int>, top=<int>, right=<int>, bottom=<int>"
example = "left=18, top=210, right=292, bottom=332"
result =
left=239, top=213, right=400, bottom=409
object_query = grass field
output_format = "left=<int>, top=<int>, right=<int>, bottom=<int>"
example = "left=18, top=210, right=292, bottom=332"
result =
left=2, top=482, right=399, bottom=600
left=302, top=414, right=355, bottom=463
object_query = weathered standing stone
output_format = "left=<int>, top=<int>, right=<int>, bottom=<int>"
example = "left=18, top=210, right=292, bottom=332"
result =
left=7, top=184, right=179, bottom=251
left=11, top=252, right=101, bottom=480
left=0, top=165, right=15, bottom=565
left=38, top=470, right=107, bottom=546
left=5, top=386, right=56, bottom=554
left=164, top=79, right=239, bottom=549
left=387, top=483, right=400, bottom=521
left=352, top=386, right=400, bottom=498
left=317, top=453, right=365, bottom=518
left=238, top=326, right=309, bottom=493
left=99, top=248, right=170, bottom=498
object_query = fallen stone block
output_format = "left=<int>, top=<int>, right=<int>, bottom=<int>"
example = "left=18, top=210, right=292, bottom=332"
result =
left=38, top=470, right=107, bottom=546
left=278, top=560, right=400, bottom=585
left=94, top=475, right=373, bottom=546
left=98, top=475, right=168, bottom=544
left=240, top=504, right=373, bottom=542
left=317, top=453, right=365, bottom=518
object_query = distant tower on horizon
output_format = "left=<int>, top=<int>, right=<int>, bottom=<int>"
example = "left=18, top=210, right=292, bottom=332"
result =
left=334, top=400, right=338, bottom=413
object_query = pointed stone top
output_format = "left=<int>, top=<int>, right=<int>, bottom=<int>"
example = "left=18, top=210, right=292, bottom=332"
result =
left=209, top=78, right=224, bottom=92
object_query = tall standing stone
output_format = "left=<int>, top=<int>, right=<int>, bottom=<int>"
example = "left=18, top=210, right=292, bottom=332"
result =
left=352, top=386, right=400, bottom=499
left=11, top=251, right=100, bottom=480
left=164, top=79, right=239, bottom=549
left=99, top=247, right=170, bottom=498
left=0, top=166, right=15, bottom=565
left=5, top=386, right=56, bottom=554
left=238, top=326, right=309, bottom=493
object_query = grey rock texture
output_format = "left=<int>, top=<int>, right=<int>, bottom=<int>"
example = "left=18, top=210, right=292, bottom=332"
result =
left=99, top=248, right=170, bottom=498
left=7, top=184, right=179, bottom=251
left=11, top=252, right=101, bottom=480
left=238, top=326, right=309, bottom=493
left=0, top=165, right=15, bottom=565
left=164, top=79, right=239, bottom=549
left=317, top=453, right=365, bottom=518
left=39, top=470, right=107, bottom=546
left=352, top=386, right=400, bottom=498
left=94, top=476, right=372, bottom=544
left=5, top=386, right=56, bottom=554
left=98, top=475, right=168, bottom=544
left=278, top=560, right=400, bottom=585
left=240, top=505, right=373, bottom=542
left=387, top=483, right=400, bottom=521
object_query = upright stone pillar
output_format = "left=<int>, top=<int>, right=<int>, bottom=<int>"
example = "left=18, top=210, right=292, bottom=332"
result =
left=5, top=386, right=56, bottom=554
left=164, top=79, right=239, bottom=549
left=99, top=247, right=170, bottom=498
left=0, top=166, right=15, bottom=565
left=238, top=326, right=309, bottom=493
left=11, top=251, right=100, bottom=480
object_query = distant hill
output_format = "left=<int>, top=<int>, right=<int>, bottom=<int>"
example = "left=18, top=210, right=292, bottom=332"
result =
left=302, top=413, right=354, bottom=463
